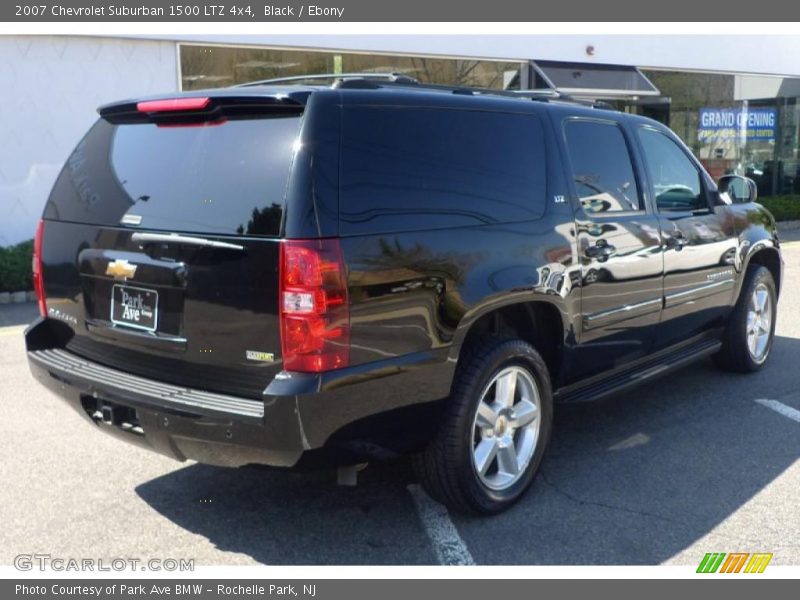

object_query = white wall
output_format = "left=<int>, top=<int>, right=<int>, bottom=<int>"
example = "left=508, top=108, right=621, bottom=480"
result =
left=736, top=75, right=800, bottom=101
left=0, top=36, right=177, bottom=246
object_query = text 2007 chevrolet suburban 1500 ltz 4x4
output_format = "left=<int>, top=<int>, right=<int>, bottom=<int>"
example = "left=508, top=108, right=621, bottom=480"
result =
left=26, top=74, right=782, bottom=514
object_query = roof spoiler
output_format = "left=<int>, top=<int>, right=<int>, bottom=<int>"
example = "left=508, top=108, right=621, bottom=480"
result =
left=98, top=93, right=307, bottom=125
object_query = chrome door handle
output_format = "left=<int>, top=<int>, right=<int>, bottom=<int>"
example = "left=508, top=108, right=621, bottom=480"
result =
left=665, top=233, right=689, bottom=250
left=585, top=241, right=616, bottom=262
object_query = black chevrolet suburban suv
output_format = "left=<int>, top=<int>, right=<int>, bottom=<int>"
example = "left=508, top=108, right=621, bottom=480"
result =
left=26, top=74, right=782, bottom=514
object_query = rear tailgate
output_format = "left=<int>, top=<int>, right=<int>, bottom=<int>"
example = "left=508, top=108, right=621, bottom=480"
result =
left=39, top=95, right=304, bottom=399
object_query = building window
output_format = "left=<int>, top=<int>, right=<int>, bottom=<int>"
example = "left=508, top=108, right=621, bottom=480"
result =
left=636, top=70, right=800, bottom=198
left=179, top=44, right=523, bottom=91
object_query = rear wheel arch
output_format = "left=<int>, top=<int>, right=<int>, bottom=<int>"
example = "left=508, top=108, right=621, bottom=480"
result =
left=450, top=300, right=566, bottom=387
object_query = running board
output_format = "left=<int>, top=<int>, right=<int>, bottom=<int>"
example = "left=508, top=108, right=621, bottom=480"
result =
left=554, top=339, right=722, bottom=404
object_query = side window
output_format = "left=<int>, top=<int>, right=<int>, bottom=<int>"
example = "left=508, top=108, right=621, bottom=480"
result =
left=564, top=120, right=641, bottom=215
left=339, top=107, right=547, bottom=235
left=637, top=127, right=705, bottom=212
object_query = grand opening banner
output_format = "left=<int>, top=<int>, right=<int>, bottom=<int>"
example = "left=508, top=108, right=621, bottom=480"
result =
left=698, top=107, right=778, bottom=141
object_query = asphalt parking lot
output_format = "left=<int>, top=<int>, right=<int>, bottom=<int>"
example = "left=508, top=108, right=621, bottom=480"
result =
left=1, top=246, right=799, bottom=567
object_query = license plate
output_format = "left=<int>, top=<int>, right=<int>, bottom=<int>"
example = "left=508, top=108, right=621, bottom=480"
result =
left=110, top=284, right=158, bottom=332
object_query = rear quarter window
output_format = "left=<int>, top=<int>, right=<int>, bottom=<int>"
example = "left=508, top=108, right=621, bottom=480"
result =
left=339, top=107, right=547, bottom=235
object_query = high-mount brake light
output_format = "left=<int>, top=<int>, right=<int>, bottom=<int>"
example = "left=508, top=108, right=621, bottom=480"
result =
left=279, top=239, right=350, bottom=373
left=32, top=219, right=46, bottom=318
left=155, top=119, right=228, bottom=129
left=136, top=97, right=211, bottom=113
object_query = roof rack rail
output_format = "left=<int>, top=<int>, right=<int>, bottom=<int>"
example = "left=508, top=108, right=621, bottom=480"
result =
left=508, top=89, right=591, bottom=104
left=234, top=72, right=618, bottom=111
left=236, top=72, right=420, bottom=87
left=336, top=78, right=589, bottom=104
left=591, top=99, right=617, bottom=110
left=508, top=90, right=560, bottom=98
left=332, top=77, right=555, bottom=99
left=510, top=89, right=615, bottom=109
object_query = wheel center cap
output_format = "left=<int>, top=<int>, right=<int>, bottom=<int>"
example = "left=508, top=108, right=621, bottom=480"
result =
left=495, top=416, right=508, bottom=436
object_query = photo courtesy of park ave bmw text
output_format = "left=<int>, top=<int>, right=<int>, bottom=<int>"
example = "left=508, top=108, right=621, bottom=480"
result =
left=0, top=4, right=799, bottom=592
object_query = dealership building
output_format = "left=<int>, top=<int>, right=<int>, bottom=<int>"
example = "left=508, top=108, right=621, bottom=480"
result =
left=2, top=33, right=800, bottom=246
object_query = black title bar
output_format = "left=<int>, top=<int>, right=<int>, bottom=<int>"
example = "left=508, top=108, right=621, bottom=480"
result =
left=3, top=0, right=799, bottom=21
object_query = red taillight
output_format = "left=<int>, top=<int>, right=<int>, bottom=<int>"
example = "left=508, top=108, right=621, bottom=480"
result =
left=136, top=97, right=210, bottom=113
left=279, top=239, right=349, bottom=373
left=32, top=219, right=46, bottom=318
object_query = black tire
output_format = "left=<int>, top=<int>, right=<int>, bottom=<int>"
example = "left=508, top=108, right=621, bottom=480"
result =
left=714, top=265, right=777, bottom=373
left=412, top=337, right=553, bottom=515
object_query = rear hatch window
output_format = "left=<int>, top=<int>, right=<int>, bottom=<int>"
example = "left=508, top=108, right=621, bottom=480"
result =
left=46, top=114, right=302, bottom=237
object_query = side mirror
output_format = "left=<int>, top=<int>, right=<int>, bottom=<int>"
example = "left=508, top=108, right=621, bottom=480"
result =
left=718, top=175, right=758, bottom=204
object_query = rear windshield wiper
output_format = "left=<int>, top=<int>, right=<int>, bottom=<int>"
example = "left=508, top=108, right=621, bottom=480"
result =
left=131, top=232, right=245, bottom=251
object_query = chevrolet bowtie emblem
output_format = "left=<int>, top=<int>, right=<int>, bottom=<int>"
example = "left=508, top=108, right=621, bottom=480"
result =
left=105, top=259, right=137, bottom=280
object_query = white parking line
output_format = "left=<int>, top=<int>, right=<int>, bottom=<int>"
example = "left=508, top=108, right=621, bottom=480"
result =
left=755, top=398, right=800, bottom=423
left=0, top=326, right=25, bottom=337
left=407, top=484, right=475, bottom=566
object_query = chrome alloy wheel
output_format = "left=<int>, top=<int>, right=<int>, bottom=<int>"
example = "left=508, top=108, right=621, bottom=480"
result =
left=471, top=366, right=541, bottom=491
left=746, top=282, right=773, bottom=363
